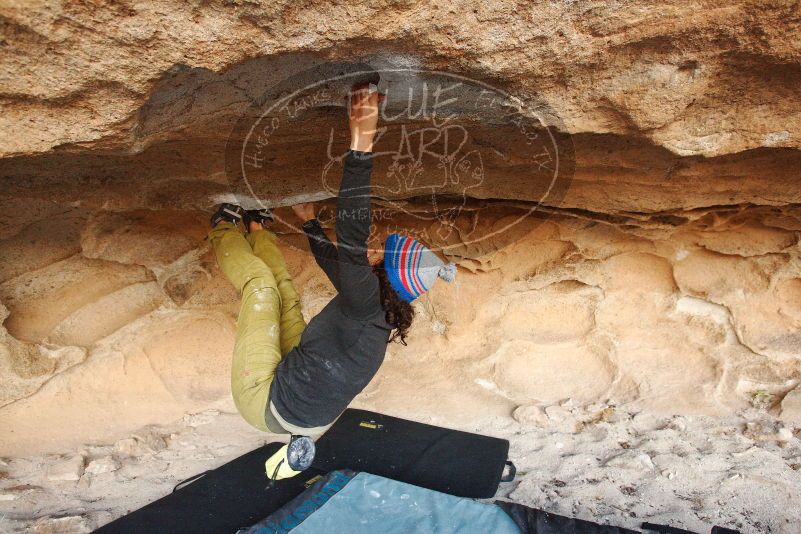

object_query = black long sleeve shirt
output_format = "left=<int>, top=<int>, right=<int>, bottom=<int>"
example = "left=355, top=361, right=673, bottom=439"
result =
left=269, top=150, right=393, bottom=429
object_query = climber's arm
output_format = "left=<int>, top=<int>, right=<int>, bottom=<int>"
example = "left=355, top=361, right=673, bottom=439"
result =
left=335, top=150, right=380, bottom=318
left=293, top=203, right=341, bottom=291
left=334, top=84, right=384, bottom=319
left=303, top=219, right=341, bottom=291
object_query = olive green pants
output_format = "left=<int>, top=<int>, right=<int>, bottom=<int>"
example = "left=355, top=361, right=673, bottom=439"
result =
left=208, top=222, right=306, bottom=432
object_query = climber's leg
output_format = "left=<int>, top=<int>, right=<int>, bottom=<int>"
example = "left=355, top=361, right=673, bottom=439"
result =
left=246, top=228, right=306, bottom=357
left=209, top=222, right=284, bottom=432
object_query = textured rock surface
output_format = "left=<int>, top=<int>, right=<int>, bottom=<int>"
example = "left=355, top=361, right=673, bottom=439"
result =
left=1, top=1, right=800, bottom=158
left=0, top=3, right=800, bottom=531
left=46, top=454, right=85, bottom=482
left=1, top=1, right=801, bottom=218
left=0, top=204, right=797, bottom=453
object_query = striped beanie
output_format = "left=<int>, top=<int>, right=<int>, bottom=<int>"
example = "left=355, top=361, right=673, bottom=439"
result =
left=384, top=233, right=457, bottom=302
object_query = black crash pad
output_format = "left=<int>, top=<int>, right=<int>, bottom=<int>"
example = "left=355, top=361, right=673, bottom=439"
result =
left=313, top=408, right=511, bottom=499
left=93, top=443, right=325, bottom=534
left=93, top=409, right=511, bottom=533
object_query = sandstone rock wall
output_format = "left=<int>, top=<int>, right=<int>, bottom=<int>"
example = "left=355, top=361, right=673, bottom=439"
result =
left=0, top=202, right=799, bottom=454
left=1, top=1, right=800, bottom=158
left=0, top=1, right=800, bottom=453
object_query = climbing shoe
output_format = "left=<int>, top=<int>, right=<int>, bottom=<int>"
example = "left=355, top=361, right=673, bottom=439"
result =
left=243, top=208, right=274, bottom=231
left=265, top=435, right=315, bottom=482
left=210, top=203, right=245, bottom=227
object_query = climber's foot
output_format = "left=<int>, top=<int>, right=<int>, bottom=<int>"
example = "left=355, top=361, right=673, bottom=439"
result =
left=210, top=203, right=245, bottom=228
left=243, top=208, right=274, bottom=233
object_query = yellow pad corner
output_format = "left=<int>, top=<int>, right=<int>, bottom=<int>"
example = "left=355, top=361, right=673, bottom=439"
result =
left=265, top=444, right=302, bottom=481
left=265, top=436, right=315, bottom=481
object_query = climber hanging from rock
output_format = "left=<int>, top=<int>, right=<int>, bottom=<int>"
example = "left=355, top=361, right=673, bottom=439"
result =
left=207, top=81, right=457, bottom=481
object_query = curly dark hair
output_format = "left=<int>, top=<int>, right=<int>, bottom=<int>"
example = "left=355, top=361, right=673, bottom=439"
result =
left=373, top=264, right=414, bottom=345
